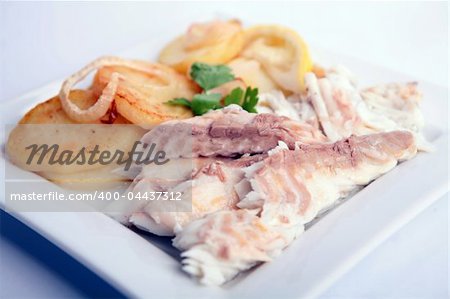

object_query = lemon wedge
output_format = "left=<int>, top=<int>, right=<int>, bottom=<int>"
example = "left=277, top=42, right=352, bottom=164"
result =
left=241, top=25, right=313, bottom=93
left=159, top=20, right=244, bottom=74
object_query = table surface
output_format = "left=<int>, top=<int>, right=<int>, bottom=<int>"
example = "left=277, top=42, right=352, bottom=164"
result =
left=0, top=2, right=448, bottom=298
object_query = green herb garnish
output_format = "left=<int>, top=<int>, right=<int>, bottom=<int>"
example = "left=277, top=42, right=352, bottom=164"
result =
left=190, top=93, right=222, bottom=115
left=167, top=94, right=222, bottom=116
left=167, top=62, right=259, bottom=116
left=241, top=87, right=259, bottom=113
left=224, top=87, right=244, bottom=106
left=167, top=98, right=192, bottom=108
left=190, top=62, right=235, bottom=91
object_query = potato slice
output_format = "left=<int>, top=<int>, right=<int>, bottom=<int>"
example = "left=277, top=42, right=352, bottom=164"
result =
left=92, top=62, right=198, bottom=128
left=18, top=89, right=129, bottom=124
left=228, top=57, right=280, bottom=93
left=241, top=25, right=313, bottom=93
left=38, top=165, right=133, bottom=190
left=159, top=20, right=244, bottom=73
left=7, top=90, right=146, bottom=188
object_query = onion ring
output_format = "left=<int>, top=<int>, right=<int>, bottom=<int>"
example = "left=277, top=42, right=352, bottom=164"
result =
left=59, top=56, right=173, bottom=123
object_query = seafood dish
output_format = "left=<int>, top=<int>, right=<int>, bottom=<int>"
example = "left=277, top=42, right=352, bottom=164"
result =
left=5, top=19, right=430, bottom=286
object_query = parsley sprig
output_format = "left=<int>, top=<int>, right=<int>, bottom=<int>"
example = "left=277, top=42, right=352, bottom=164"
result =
left=190, top=63, right=235, bottom=91
left=167, top=62, right=259, bottom=116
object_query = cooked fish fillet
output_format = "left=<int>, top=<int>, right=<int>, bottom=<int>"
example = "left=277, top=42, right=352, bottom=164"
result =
left=175, top=131, right=417, bottom=285
left=173, top=209, right=301, bottom=285
left=291, top=95, right=321, bottom=129
left=106, top=155, right=265, bottom=236
left=140, top=105, right=326, bottom=159
left=302, top=68, right=429, bottom=150
left=256, top=90, right=302, bottom=121
left=256, top=91, right=321, bottom=129
left=239, top=130, right=417, bottom=225
left=361, top=82, right=430, bottom=150
left=304, top=71, right=380, bottom=140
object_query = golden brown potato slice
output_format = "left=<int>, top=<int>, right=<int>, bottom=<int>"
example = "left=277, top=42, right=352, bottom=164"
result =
left=7, top=90, right=146, bottom=189
left=7, top=122, right=145, bottom=173
left=19, top=89, right=130, bottom=124
left=158, top=20, right=244, bottom=73
left=92, top=62, right=198, bottom=127
left=38, top=165, right=133, bottom=190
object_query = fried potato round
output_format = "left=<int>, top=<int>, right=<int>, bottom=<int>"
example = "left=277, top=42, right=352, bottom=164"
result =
left=158, top=20, right=244, bottom=73
left=91, top=62, right=198, bottom=128
left=19, top=89, right=129, bottom=124
left=7, top=90, right=146, bottom=188
left=39, top=166, right=133, bottom=190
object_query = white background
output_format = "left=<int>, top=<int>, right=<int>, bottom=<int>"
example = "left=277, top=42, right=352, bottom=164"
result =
left=0, top=2, right=448, bottom=298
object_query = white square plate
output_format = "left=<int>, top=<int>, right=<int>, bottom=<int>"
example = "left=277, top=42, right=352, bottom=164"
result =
left=1, top=39, right=448, bottom=298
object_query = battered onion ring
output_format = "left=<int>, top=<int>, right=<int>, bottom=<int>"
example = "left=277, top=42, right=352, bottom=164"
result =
left=59, top=56, right=174, bottom=123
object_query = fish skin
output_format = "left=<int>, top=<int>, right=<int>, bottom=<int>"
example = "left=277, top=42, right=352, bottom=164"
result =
left=107, top=155, right=266, bottom=236
left=175, top=131, right=417, bottom=285
left=140, top=105, right=326, bottom=159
